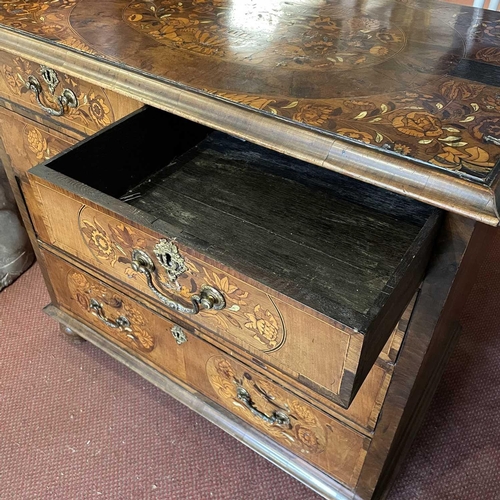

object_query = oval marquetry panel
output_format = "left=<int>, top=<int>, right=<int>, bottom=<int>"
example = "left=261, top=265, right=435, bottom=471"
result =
left=77, top=204, right=287, bottom=354
left=123, top=0, right=407, bottom=72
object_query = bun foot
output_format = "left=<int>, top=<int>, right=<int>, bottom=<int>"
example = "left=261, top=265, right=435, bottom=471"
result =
left=60, top=324, right=86, bottom=343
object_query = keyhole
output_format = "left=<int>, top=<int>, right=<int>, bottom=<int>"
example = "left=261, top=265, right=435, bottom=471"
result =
left=165, top=253, right=178, bottom=270
left=163, top=252, right=179, bottom=271
left=164, top=252, right=172, bottom=267
left=42, top=70, right=56, bottom=87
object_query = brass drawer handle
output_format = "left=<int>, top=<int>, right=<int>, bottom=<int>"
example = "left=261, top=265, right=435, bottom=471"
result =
left=236, top=387, right=290, bottom=427
left=25, top=67, right=78, bottom=117
left=131, top=249, right=225, bottom=315
left=89, top=298, right=136, bottom=340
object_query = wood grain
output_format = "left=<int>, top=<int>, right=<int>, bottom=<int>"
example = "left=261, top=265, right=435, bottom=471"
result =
left=354, top=215, right=496, bottom=499
left=42, top=247, right=371, bottom=490
left=0, top=4, right=498, bottom=222
left=129, top=132, right=434, bottom=326
left=0, top=132, right=59, bottom=303
left=0, top=2, right=496, bottom=497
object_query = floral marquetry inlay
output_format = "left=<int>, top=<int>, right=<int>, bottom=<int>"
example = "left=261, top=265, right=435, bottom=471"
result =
left=124, top=0, right=406, bottom=71
left=0, top=0, right=96, bottom=53
left=77, top=206, right=286, bottom=353
left=209, top=82, right=500, bottom=178
left=23, top=125, right=64, bottom=162
left=1, top=0, right=500, bottom=180
left=0, top=57, right=114, bottom=130
left=67, top=270, right=155, bottom=352
left=206, top=356, right=327, bottom=455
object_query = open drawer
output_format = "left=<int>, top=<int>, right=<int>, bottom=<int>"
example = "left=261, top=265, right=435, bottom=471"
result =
left=27, top=107, right=441, bottom=408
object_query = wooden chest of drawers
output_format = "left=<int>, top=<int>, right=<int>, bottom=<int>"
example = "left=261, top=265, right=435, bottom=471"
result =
left=27, top=107, right=441, bottom=409
left=9, top=98, right=447, bottom=497
left=2, top=85, right=480, bottom=498
left=1, top=2, right=498, bottom=497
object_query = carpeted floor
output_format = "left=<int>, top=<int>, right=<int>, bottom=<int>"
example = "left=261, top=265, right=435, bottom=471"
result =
left=1, top=251, right=499, bottom=499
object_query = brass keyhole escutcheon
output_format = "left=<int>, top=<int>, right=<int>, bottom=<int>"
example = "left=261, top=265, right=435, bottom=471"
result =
left=153, top=239, right=187, bottom=282
left=40, top=66, right=60, bottom=94
left=171, top=325, right=187, bottom=345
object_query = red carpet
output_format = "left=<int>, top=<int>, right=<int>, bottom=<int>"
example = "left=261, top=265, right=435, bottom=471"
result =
left=1, top=250, right=500, bottom=498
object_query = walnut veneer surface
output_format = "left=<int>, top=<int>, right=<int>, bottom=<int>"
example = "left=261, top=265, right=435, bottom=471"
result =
left=1, top=0, right=500, bottom=222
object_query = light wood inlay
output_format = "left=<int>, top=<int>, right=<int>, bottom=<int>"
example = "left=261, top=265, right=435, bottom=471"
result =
left=0, top=1, right=498, bottom=221
left=0, top=50, right=142, bottom=136
left=43, top=248, right=371, bottom=489
left=0, top=107, right=78, bottom=175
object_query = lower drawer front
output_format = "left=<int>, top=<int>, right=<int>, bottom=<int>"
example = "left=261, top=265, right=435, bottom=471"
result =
left=43, top=248, right=370, bottom=488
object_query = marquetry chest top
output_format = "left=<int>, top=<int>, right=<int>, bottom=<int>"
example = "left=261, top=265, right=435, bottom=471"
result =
left=2, top=0, right=500, bottom=223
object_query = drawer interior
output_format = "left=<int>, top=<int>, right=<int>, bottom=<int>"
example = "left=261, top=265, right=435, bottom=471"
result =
left=42, top=107, right=439, bottom=334
left=50, top=107, right=211, bottom=199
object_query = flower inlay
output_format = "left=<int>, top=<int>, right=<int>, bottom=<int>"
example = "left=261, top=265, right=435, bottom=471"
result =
left=209, top=83, right=500, bottom=178
left=77, top=206, right=286, bottom=352
left=206, top=355, right=326, bottom=455
left=67, top=270, right=155, bottom=352
left=124, top=0, right=406, bottom=71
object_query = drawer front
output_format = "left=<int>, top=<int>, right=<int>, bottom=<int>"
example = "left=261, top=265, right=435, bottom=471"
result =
left=41, top=244, right=409, bottom=434
left=0, top=106, right=80, bottom=242
left=43, top=249, right=370, bottom=488
left=28, top=108, right=438, bottom=408
left=45, top=249, right=189, bottom=368
left=0, top=51, right=141, bottom=135
left=196, top=354, right=369, bottom=490
left=31, top=186, right=362, bottom=404
left=0, top=107, right=78, bottom=175
left=255, top=299, right=412, bottom=433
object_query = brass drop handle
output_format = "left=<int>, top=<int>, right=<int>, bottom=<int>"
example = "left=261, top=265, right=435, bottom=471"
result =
left=236, top=387, right=290, bottom=427
left=25, top=67, right=78, bottom=117
left=131, top=249, right=225, bottom=315
left=89, top=298, right=136, bottom=340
